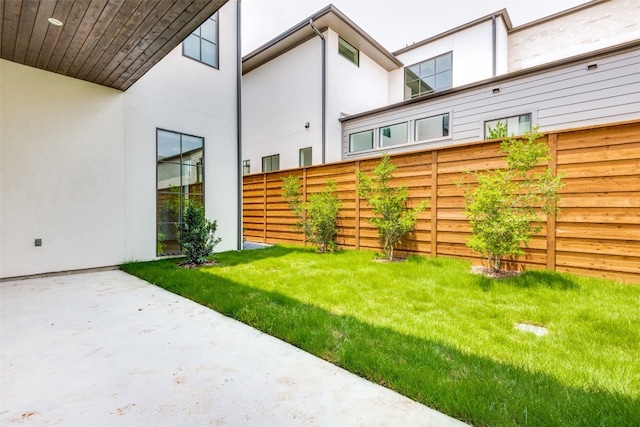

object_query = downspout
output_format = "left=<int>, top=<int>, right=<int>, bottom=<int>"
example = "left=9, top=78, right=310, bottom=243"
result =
left=492, top=14, right=497, bottom=77
left=309, top=19, right=326, bottom=163
left=237, top=0, right=243, bottom=249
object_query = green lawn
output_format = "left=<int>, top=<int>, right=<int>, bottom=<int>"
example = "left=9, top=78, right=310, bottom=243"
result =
left=122, top=245, right=640, bottom=426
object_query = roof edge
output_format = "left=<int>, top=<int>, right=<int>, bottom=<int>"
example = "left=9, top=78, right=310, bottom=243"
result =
left=510, top=0, right=609, bottom=33
left=393, top=9, right=512, bottom=56
left=342, top=39, right=640, bottom=122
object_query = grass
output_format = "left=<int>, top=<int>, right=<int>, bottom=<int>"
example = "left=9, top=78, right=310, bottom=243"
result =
left=122, top=245, right=640, bottom=426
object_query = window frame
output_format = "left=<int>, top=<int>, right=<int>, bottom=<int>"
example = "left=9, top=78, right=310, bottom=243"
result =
left=182, top=12, right=219, bottom=69
left=484, top=113, right=532, bottom=139
left=379, top=122, right=409, bottom=148
left=156, top=128, right=205, bottom=256
left=404, top=52, right=452, bottom=100
left=242, top=159, right=250, bottom=175
left=262, top=154, right=280, bottom=172
left=299, top=147, right=312, bottom=167
left=348, top=129, right=375, bottom=153
left=414, top=112, right=451, bottom=143
left=338, top=37, right=359, bottom=67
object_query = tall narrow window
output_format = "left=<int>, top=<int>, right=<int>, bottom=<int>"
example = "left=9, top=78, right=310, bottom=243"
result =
left=338, top=37, right=359, bottom=66
left=404, top=52, right=452, bottom=99
left=157, top=129, right=204, bottom=256
left=484, top=114, right=531, bottom=139
left=242, top=160, right=251, bottom=175
left=299, top=147, right=312, bottom=167
left=262, top=154, right=280, bottom=172
left=183, top=12, right=219, bottom=68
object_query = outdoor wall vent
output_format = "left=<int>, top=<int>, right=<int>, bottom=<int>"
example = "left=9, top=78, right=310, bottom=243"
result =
left=492, top=87, right=500, bottom=94
left=587, top=63, right=598, bottom=70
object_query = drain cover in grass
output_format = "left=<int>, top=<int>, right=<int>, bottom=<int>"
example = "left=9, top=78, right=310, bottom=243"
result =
left=515, top=323, right=548, bottom=336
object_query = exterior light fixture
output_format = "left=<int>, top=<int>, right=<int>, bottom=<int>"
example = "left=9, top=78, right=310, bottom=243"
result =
left=304, top=122, right=310, bottom=128
left=48, top=18, right=63, bottom=26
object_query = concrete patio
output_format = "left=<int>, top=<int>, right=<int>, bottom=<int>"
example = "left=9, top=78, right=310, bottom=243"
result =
left=0, top=270, right=467, bottom=426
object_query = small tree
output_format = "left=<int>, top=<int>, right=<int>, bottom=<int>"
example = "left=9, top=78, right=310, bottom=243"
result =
left=357, top=155, right=427, bottom=261
left=282, top=175, right=341, bottom=253
left=463, top=125, right=563, bottom=271
left=177, top=200, right=221, bottom=265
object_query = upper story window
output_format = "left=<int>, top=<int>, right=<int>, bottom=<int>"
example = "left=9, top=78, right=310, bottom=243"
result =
left=380, top=122, right=408, bottom=147
left=338, top=37, right=359, bottom=66
left=262, top=154, right=280, bottom=172
left=484, top=114, right=531, bottom=139
left=183, top=12, right=218, bottom=68
left=299, top=147, right=312, bottom=167
left=415, top=113, right=449, bottom=141
left=404, top=52, right=452, bottom=100
left=349, top=130, right=374, bottom=152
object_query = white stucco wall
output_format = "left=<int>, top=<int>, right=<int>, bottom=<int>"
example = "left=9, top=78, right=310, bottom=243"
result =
left=0, top=1, right=239, bottom=278
left=0, top=59, right=126, bottom=277
left=508, top=0, right=640, bottom=71
left=325, top=29, right=390, bottom=164
left=242, top=37, right=323, bottom=173
left=124, top=1, right=239, bottom=258
left=389, top=19, right=497, bottom=104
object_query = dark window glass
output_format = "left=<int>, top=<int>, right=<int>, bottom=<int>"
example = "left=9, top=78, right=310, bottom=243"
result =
left=183, top=12, right=219, bottom=68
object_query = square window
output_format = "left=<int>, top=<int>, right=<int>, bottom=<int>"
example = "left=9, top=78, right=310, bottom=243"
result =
left=262, top=154, right=280, bottom=172
left=404, top=52, right=452, bottom=100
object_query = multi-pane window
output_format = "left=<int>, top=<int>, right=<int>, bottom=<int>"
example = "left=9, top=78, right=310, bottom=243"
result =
left=183, top=12, right=218, bottom=68
left=484, top=114, right=531, bottom=139
left=380, top=122, right=408, bottom=147
left=415, top=113, right=450, bottom=141
left=349, top=129, right=374, bottom=152
left=404, top=52, right=452, bottom=99
left=338, top=37, right=359, bottom=66
left=262, top=154, right=280, bottom=172
left=157, top=129, right=204, bottom=256
left=299, top=147, right=312, bottom=167
left=242, top=160, right=250, bottom=175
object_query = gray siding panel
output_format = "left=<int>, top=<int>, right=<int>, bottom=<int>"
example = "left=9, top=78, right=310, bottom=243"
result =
left=342, top=48, right=640, bottom=160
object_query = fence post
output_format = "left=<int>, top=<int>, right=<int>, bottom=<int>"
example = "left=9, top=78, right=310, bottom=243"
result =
left=546, top=133, right=558, bottom=271
left=431, top=151, right=438, bottom=258
left=355, top=161, right=360, bottom=250
left=262, top=173, right=267, bottom=243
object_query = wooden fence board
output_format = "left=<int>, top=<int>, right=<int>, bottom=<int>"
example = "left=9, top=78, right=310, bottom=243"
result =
left=243, top=121, right=640, bottom=283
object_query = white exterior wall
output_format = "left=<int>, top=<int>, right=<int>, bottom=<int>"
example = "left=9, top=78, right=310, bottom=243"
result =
left=509, top=0, right=640, bottom=71
left=124, top=1, right=239, bottom=258
left=0, top=60, right=127, bottom=277
left=325, top=29, right=390, bottom=164
left=342, top=47, right=640, bottom=160
left=389, top=19, right=497, bottom=104
left=242, top=38, right=323, bottom=173
left=0, top=1, right=239, bottom=278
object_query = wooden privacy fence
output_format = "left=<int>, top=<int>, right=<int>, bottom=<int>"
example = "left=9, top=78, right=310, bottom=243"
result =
left=243, top=120, right=640, bottom=283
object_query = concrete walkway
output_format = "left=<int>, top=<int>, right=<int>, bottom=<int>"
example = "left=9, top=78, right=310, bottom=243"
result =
left=1, top=270, right=467, bottom=426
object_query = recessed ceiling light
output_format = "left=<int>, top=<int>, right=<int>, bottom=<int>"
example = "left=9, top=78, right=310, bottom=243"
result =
left=48, top=18, right=63, bottom=26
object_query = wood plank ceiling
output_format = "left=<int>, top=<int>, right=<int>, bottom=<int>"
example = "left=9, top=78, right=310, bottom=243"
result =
left=0, top=0, right=228, bottom=91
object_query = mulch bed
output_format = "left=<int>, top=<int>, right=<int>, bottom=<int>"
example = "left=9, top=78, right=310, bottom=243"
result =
left=471, top=265, right=522, bottom=279
left=178, top=260, right=219, bottom=269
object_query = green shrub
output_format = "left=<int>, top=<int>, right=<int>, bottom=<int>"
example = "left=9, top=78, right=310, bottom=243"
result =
left=177, top=200, right=221, bottom=264
left=282, top=175, right=341, bottom=253
left=463, top=125, right=563, bottom=270
left=357, top=154, right=427, bottom=260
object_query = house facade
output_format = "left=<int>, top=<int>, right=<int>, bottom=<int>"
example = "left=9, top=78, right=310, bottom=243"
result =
left=242, top=0, right=640, bottom=172
left=1, top=1, right=240, bottom=278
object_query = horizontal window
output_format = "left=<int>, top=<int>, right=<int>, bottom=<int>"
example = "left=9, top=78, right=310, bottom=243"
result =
left=380, top=122, right=408, bottom=147
left=415, top=113, right=450, bottom=141
left=349, top=130, right=374, bottom=152
left=485, top=114, right=531, bottom=139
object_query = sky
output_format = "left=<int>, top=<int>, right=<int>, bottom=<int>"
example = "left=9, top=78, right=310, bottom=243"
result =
left=241, top=0, right=591, bottom=55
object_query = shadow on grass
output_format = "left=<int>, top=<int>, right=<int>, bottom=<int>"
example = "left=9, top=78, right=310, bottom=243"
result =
left=477, top=269, right=580, bottom=292
left=121, top=261, right=638, bottom=427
